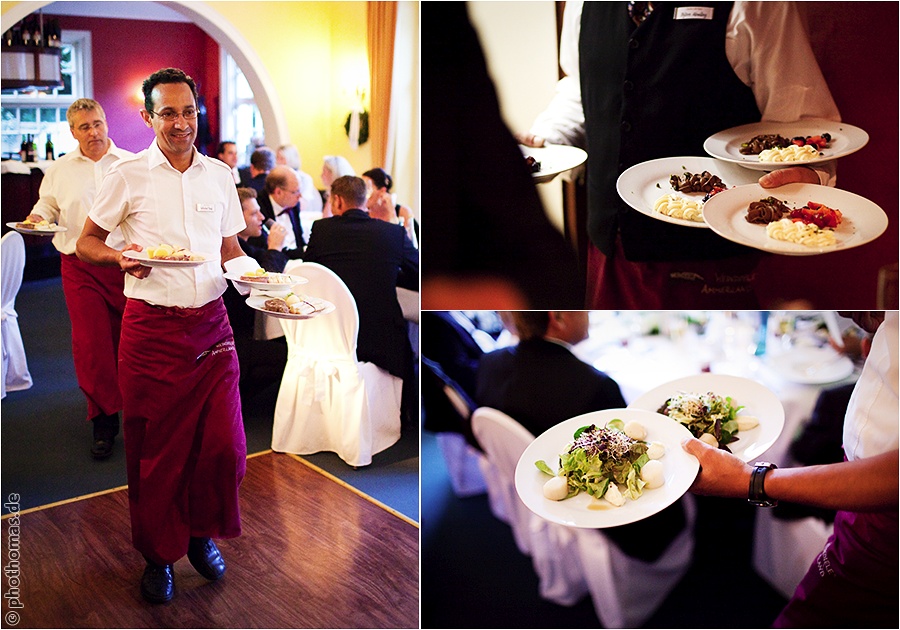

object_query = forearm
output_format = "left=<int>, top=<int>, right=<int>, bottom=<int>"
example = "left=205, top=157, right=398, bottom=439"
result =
left=765, top=450, right=899, bottom=512
left=75, top=218, right=119, bottom=266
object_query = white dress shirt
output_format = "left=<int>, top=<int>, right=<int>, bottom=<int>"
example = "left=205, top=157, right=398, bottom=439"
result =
left=842, top=312, right=899, bottom=461
left=89, top=139, right=245, bottom=308
left=270, top=195, right=299, bottom=251
left=531, top=1, right=841, bottom=185
left=30, top=140, right=133, bottom=254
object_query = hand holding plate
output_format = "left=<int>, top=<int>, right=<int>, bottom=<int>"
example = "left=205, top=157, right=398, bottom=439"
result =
left=120, top=243, right=152, bottom=279
left=681, top=436, right=752, bottom=498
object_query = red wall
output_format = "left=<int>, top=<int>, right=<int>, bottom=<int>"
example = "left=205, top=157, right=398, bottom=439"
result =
left=50, top=15, right=220, bottom=156
left=755, top=2, right=898, bottom=308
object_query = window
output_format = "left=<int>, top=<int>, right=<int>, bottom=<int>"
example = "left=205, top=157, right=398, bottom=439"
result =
left=1, top=29, right=92, bottom=159
left=219, top=50, right=264, bottom=166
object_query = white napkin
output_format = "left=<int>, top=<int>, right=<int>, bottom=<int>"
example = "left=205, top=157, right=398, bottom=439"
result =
left=223, top=255, right=261, bottom=295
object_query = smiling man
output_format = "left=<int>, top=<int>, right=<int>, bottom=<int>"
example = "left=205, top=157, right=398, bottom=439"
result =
left=26, top=99, right=133, bottom=461
left=76, top=68, right=249, bottom=605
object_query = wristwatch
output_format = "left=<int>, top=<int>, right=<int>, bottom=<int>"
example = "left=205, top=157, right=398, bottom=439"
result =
left=748, top=461, right=778, bottom=507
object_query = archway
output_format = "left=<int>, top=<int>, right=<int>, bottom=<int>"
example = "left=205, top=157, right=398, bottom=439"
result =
left=1, top=1, right=288, bottom=147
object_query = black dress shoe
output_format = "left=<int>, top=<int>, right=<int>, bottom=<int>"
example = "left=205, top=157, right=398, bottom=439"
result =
left=187, top=537, right=226, bottom=581
left=90, top=438, right=114, bottom=459
left=140, top=561, right=174, bottom=603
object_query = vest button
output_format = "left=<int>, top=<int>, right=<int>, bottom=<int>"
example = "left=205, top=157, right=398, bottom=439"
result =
left=623, top=80, right=634, bottom=92
left=621, top=121, right=632, bottom=132
left=629, top=38, right=640, bottom=49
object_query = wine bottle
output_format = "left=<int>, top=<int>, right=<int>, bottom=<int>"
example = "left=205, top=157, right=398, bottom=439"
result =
left=45, top=134, right=54, bottom=161
left=19, top=135, right=27, bottom=162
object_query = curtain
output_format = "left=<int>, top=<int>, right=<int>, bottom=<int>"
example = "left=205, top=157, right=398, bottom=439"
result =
left=367, top=1, right=397, bottom=169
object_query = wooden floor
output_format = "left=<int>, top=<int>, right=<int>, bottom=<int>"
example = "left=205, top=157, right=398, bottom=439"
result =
left=1, top=451, right=419, bottom=629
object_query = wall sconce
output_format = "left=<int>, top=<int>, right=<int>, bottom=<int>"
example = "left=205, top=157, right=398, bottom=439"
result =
left=344, top=87, right=368, bottom=149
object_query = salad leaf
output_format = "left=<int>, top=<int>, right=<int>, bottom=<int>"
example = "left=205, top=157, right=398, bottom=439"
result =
left=535, top=460, right=555, bottom=477
left=658, top=391, right=747, bottom=449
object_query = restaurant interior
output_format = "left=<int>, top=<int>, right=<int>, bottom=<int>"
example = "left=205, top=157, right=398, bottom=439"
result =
left=1, top=1, right=418, bottom=628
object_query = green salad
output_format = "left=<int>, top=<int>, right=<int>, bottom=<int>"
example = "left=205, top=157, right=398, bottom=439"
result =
left=535, top=422, right=651, bottom=503
left=656, top=391, right=745, bottom=450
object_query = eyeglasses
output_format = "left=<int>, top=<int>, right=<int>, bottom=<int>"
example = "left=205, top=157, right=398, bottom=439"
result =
left=148, top=108, right=198, bottom=122
left=75, top=120, right=106, bottom=133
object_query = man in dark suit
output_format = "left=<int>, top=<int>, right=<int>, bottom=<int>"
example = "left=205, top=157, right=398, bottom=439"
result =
left=476, top=311, right=626, bottom=437
left=303, top=175, right=419, bottom=426
left=247, top=165, right=305, bottom=259
left=238, top=147, right=275, bottom=194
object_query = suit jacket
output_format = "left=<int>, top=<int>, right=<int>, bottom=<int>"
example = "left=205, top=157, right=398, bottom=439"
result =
left=476, top=337, right=626, bottom=437
left=247, top=193, right=305, bottom=259
left=421, top=311, right=485, bottom=401
left=238, top=167, right=268, bottom=194
left=302, top=208, right=419, bottom=378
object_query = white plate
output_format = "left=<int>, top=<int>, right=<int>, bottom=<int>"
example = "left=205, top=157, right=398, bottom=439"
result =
left=122, top=249, right=214, bottom=268
left=514, top=408, right=699, bottom=529
left=616, top=156, right=762, bottom=228
left=703, top=119, right=868, bottom=171
left=245, top=295, right=335, bottom=320
left=628, top=374, right=785, bottom=463
left=6, top=222, right=67, bottom=235
left=223, top=271, right=308, bottom=289
left=766, top=347, right=855, bottom=385
left=702, top=183, right=887, bottom=256
left=519, top=144, right=588, bottom=184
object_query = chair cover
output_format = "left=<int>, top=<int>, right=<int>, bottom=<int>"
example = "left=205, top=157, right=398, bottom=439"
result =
left=1, top=231, right=32, bottom=398
left=271, top=261, right=401, bottom=466
left=752, top=509, right=834, bottom=599
left=471, top=407, right=588, bottom=603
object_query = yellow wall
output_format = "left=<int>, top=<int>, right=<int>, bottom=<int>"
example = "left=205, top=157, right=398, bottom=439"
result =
left=206, top=1, right=372, bottom=186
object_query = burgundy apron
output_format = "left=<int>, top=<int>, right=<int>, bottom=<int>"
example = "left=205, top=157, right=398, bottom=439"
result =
left=586, top=238, right=761, bottom=309
left=118, top=297, right=246, bottom=565
left=774, top=508, right=899, bottom=628
left=59, top=253, right=126, bottom=420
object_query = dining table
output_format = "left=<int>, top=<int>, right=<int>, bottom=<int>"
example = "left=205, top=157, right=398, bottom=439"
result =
left=569, top=311, right=862, bottom=598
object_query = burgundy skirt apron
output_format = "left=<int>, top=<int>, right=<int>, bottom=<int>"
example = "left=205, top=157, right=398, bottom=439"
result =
left=774, top=508, right=899, bottom=628
left=586, top=238, right=761, bottom=310
left=59, top=253, right=126, bottom=420
left=118, top=297, right=246, bottom=566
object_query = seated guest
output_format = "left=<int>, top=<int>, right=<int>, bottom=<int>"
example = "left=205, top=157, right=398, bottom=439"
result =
left=321, top=155, right=355, bottom=217
left=422, top=311, right=489, bottom=403
left=216, top=140, right=241, bottom=184
left=238, top=147, right=276, bottom=193
left=476, top=311, right=626, bottom=436
left=223, top=187, right=288, bottom=393
left=246, top=165, right=305, bottom=259
left=476, top=310, right=687, bottom=563
left=303, top=175, right=419, bottom=426
left=363, top=167, right=418, bottom=247
left=276, top=143, right=323, bottom=215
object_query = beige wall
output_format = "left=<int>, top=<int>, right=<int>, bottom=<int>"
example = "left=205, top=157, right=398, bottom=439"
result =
left=467, top=1, right=564, bottom=233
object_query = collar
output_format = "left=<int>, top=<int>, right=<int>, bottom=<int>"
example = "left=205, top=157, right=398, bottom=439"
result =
left=340, top=208, right=370, bottom=219
left=147, top=138, right=203, bottom=172
left=71, top=138, right=129, bottom=162
left=541, top=336, right=574, bottom=351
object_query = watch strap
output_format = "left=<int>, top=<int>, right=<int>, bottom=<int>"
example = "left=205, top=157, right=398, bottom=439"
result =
left=748, top=461, right=778, bottom=507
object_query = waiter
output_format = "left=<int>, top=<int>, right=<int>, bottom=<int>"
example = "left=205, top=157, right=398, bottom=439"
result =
left=76, top=68, right=254, bottom=604
left=25, top=98, right=132, bottom=459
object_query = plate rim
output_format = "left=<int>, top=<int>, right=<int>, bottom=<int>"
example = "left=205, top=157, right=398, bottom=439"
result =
left=222, top=270, right=308, bottom=287
left=520, top=143, right=588, bottom=183
left=6, top=221, right=67, bottom=234
left=245, top=294, right=335, bottom=320
left=514, top=407, right=699, bottom=529
left=122, top=249, right=215, bottom=266
left=765, top=349, right=855, bottom=385
left=627, top=373, right=786, bottom=463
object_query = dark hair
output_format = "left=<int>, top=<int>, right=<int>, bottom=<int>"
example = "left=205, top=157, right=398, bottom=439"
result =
left=142, top=68, right=199, bottom=114
left=250, top=148, right=276, bottom=171
left=510, top=312, right=551, bottom=341
left=330, top=176, right=368, bottom=208
left=362, top=167, right=393, bottom=192
left=236, top=187, right=258, bottom=203
left=217, top=140, right=236, bottom=155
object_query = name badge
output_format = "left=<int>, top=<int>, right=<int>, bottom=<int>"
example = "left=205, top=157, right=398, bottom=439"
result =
left=196, top=203, right=215, bottom=213
left=674, top=6, right=714, bottom=20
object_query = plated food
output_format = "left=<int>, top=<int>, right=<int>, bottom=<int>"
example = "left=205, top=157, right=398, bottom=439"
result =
left=629, top=373, right=785, bottom=463
left=146, top=244, right=204, bottom=261
left=535, top=419, right=667, bottom=508
left=223, top=269, right=308, bottom=289
left=518, top=144, right=588, bottom=184
left=515, top=408, right=699, bottom=529
left=245, top=294, right=334, bottom=320
left=7, top=220, right=67, bottom=234
left=122, top=248, right=213, bottom=267
left=617, top=157, right=760, bottom=228
left=703, top=183, right=887, bottom=255
left=704, top=119, right=868, bottom=171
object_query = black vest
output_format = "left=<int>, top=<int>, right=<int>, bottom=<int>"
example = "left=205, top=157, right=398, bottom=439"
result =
left=580, top=2, right=761, bottom=260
